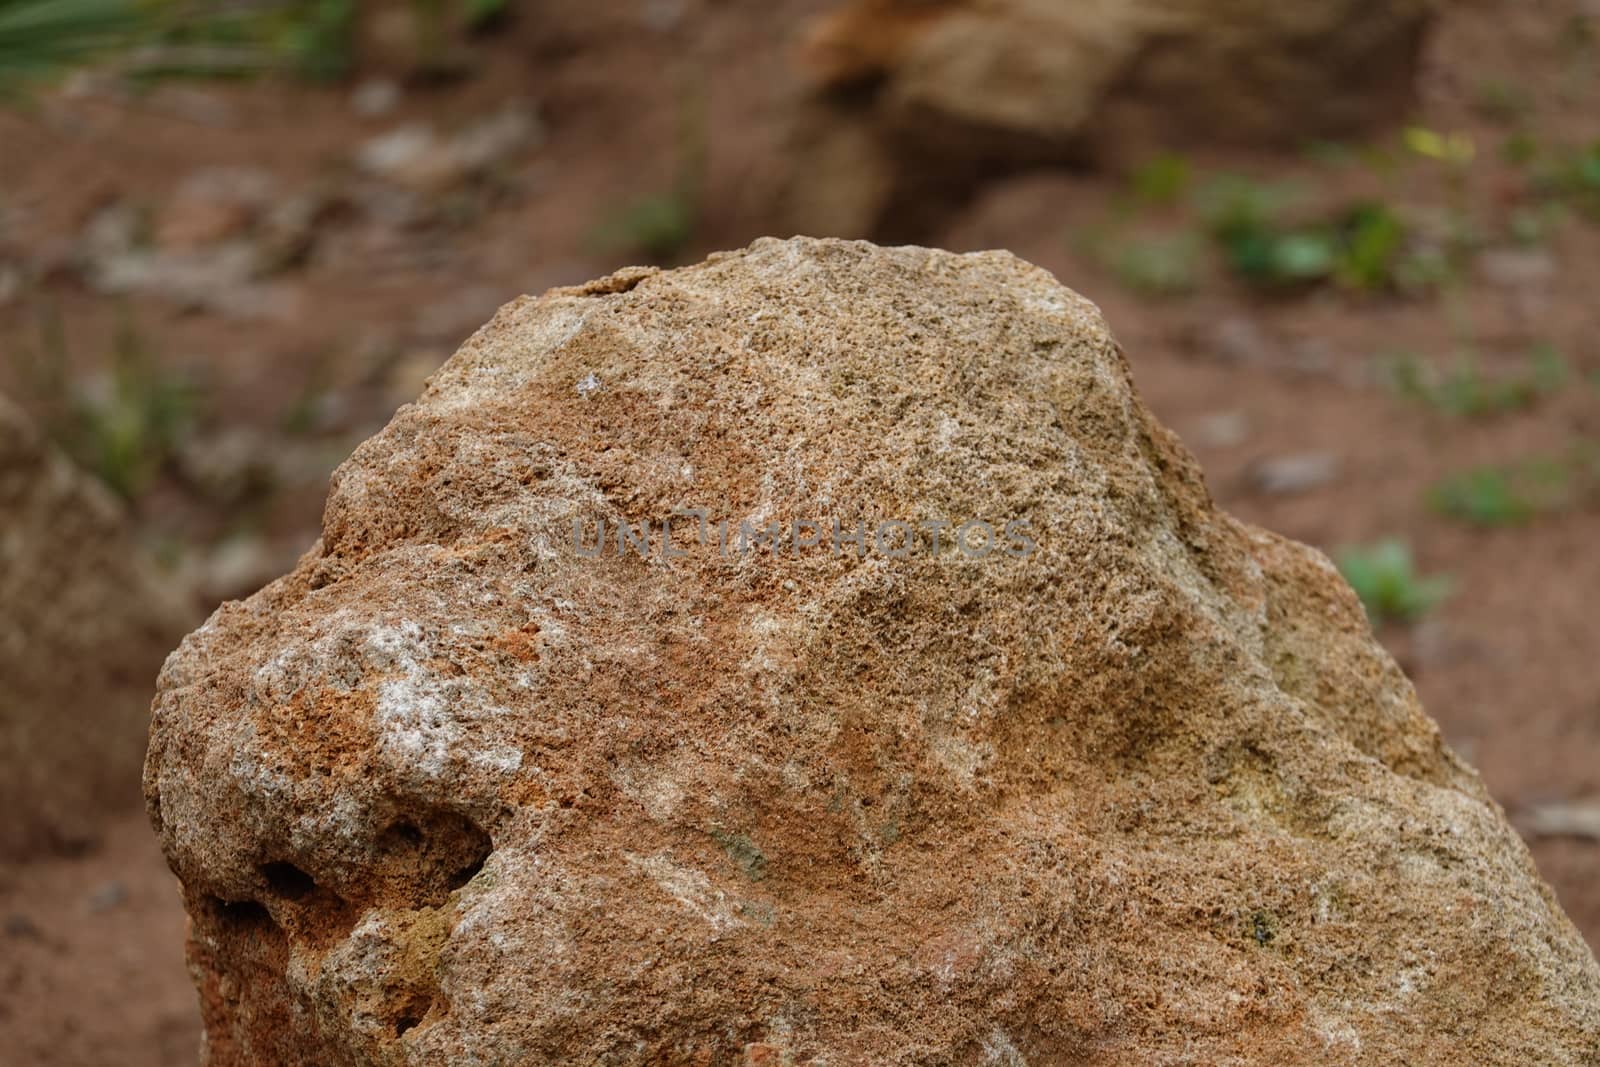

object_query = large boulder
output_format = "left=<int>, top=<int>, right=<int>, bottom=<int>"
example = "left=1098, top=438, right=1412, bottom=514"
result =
left=791, top=0, right=1438, bottom=235
left=146, top=239, right=1600, bottom=1065
left=0, top=394, right=188, bottom=860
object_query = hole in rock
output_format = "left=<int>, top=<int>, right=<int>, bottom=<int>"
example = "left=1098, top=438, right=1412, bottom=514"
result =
left=373, top=809, right=493, bottom=907
left=389, top=990, right=437, bottom=1038
left=381, top=821, right=425, bottom=850
left=450, top=855, right=487, bottom=890
left=208, top=896, right=275, bottom=927
left=261, top=861, right=318, bottom=900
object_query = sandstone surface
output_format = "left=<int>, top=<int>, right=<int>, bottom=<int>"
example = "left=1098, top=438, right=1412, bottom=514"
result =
left=146, top=238, right=1600, bottom=1065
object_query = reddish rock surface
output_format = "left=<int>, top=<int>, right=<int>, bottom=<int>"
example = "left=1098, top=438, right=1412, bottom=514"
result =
left=146, top=239, right=1600, bottom=1065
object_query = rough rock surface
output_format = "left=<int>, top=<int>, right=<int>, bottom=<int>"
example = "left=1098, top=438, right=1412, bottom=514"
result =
left=0, top=394, right=188, bottom=860
left=791, top=0, right=1437, bottom=234
left=146, top=238, right=1600, bottom=1065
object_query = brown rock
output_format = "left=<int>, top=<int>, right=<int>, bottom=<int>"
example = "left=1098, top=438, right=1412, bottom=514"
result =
left=792, top=0, right=1437, bottom=233
left=146, top=238, right=1600, bottom=1065
left=0, top=395, right=188, bottom=860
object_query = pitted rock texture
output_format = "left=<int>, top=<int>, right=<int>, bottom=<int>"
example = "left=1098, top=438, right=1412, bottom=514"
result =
left=146, top=238, right=1600, bottom=1066
left=0, top=394, right=187, bottom=860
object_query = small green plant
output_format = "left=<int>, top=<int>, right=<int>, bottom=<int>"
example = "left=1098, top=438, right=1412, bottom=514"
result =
left=10, top=311, right=199, bottom=501
left=1472, top=79, right=1532, bottom=125
left=1429, top=467, right=1538, bottom=527
left=1381, top=345, right=1570, bottom=418
left=1194, top=177, right=1411, bottom=292
left=1430, top=445, right=1597, bottom=527
left=1501, top=131, right=1541, bottom=167
left=70, top=321, right=198, bottom=500
left=270, top=0, right=357, bottom=80
left=1127, top=153, right=1192, bottom=208
left=1549, top=141, right=1600, bottom=218
left=589, top=71, right=706, bottom=263
left=1194, top=175, right=1300, bottom=234
left=591, top=190, right=696, bottom=262
left=1194, top=175, right=1310, bottom=286
left=1212, top=224, right=1335, bottom=291
left=1429, top=358, right=1530, bottom=416
left=1334, top=203, right=1406, bottom=290
left=1508, top=201, right=1568, bottom=245
left=1530, top=342, right=1571, bottom=392
left=1337, top=539, right=1452, bottom=625
left=1258, top=229, right=1338, bottom=285
left=1112, top=232, right=1201, bottom=296
left=1380, top=351, right=1429, bottom=401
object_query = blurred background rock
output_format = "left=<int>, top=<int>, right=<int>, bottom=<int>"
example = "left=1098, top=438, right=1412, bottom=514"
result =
left=0, top=1, right=1597, bottom=1063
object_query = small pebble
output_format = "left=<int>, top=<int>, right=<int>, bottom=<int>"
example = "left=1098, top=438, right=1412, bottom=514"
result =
left=1249, top=452, right=1339, bottom=495
left=352, top=79, right=402, bottom=118
left=4, top=913, right=42, bottom=939
left=87, top=880, right=129, bottom=913
left=1190, top=411, right=1250, bottom=449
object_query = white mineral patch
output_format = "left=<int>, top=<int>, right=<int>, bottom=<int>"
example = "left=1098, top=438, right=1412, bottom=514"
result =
left=1311, top=1009, right=1362, bottom=1053
left=930, top=733, right=987, bottom=787
left=610, top=756, right=687, bottom=822
left=366, top=622, right=518, bottom=784
left=627, top=852, right=745, bottom=932
left=981, top=1029, right=1028, bottom=1066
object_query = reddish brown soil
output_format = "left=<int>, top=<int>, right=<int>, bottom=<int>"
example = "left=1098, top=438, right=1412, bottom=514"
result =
left=0, top=1, right=1596, bottom=1063
left=0, top=810, right=197, bottom=1064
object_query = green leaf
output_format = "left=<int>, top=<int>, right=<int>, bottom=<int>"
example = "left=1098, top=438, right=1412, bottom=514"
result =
left=1271, top=231, right=1337, bottom=280
left=1337, top=539, right=1452, bottom=625
left=0, top=0, right=141, bottom=91
left=1129, top=153, right=1191, bottom=207
left=1429, top=468, right=1535, bottom=527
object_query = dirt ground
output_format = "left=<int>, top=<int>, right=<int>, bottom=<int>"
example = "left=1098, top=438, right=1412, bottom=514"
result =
left=0, top=811, right=196, bottom=1064
left=1, top=1, right=1597, bottom=1064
